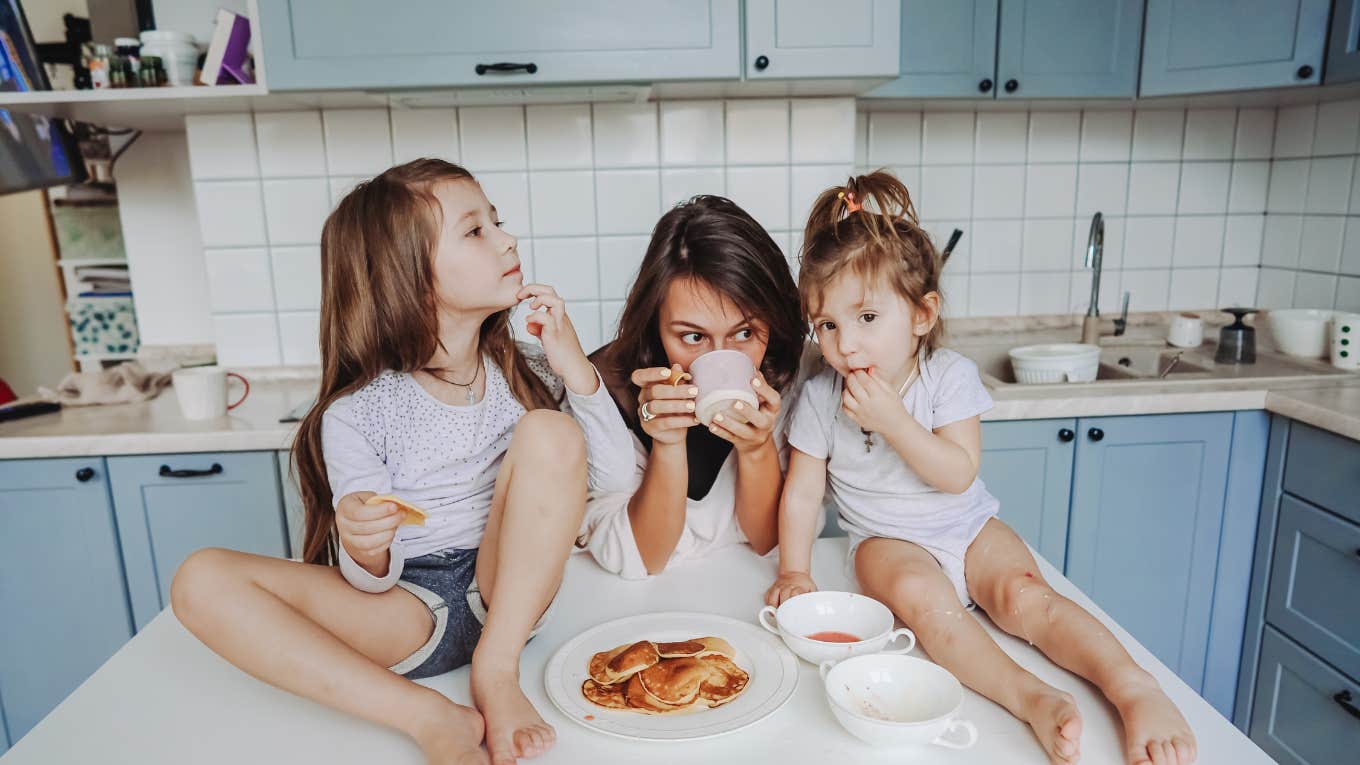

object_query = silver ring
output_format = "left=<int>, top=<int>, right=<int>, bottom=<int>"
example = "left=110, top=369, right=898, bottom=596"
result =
left=639, top=401, right=657, bottom=422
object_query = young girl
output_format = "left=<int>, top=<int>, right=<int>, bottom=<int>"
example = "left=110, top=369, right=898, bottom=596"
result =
left=171, top=159, right=634, bottom=765
left=579, top=196, right=807, bottom=578
left=766, top=172, right=1197, bottom=765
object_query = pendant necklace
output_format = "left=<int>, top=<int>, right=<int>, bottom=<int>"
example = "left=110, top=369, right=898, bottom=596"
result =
left=424, top=357, right=483, bottom=405
left=860, top=365, right=919, bottom=453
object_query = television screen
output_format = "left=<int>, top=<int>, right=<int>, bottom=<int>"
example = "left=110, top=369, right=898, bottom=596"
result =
left=0, top=0, right=86, bottom=193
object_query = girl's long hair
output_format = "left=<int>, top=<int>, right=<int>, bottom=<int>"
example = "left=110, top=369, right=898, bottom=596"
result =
left=293, top=159, right=556, bottom=565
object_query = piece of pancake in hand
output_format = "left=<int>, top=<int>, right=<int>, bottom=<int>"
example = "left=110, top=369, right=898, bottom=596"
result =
left=581, top=678, right=630, bottom=711
left=697, top=654, right=749, bottom=708
left=588, top=640, right=660, bottom=684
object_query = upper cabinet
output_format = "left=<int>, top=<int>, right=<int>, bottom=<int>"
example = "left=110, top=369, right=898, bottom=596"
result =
left=1327, top=0, right=1360, bottom=84
left=995, top=0, right=1144, bottom=98
left=743, top=0, right=901, bottom=79
left=1140, top=0, right=1331, bottom=96
left=258, top=0, right=742, bottom=91
left=866, top=0, right=1143, bottom=99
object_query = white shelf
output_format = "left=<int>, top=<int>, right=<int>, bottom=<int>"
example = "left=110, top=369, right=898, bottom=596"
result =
left=58, top=258, right=130, bottom=267
left=75, top=352, right=138, bottom=361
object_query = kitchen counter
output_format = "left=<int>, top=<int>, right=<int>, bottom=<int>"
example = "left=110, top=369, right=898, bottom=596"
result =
left=0, top=538, right=1271, bottom=764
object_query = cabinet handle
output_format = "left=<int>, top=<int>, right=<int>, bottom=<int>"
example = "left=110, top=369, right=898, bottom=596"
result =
left=1296, top=65, right=1314, bottom=79
left=1336, top=690, right=1360, bottom=721
left=1058, top=428, right=1075, bottom=442
left=754, top=55, right=770, bottom=71
left=978, top=78, right=993, bottom=93
left=1087, top=427, right=1105, bottom=442
left=474, top=62, right=538, bottom=76
left=1004, top=79, right=1019, bottom=93
left=159, top=463, right=223, bottom=478
left=75, top=466, right=96, bottom=482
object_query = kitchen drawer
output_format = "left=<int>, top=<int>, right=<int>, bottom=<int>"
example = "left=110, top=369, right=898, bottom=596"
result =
left=1283, top=422, right=1360, bottom=526
left=1266, top=495, right=1360, bottom=682
left=1250, top=627, right=1360, bottom=765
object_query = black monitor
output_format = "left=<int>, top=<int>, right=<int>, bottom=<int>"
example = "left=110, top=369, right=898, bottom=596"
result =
left=0, top=0, right=87, bottom=194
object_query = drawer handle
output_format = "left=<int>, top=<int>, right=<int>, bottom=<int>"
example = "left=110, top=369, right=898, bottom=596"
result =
left=1337, top=690, right=1360, bottom=721
left=1087, top=427, right=1104, bottom=442
left=159, top=463, right=223, bottom=478
left=1058, top=428, right=1075, bottom=442
left=475, top=62, right=537, bottom=75
left=75, top=466, right=96, bottom=482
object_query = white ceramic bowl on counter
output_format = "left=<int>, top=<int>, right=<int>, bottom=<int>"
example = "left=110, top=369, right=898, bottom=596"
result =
left=819, top=653, right=978, bottom=750
left=1268, top=309, right=1333, bottom=358
left=757, top=591, right=915, bottom=665
left=1008, top=343, right=1100, bottom=384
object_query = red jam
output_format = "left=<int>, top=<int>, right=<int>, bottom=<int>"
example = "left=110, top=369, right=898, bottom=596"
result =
left=806, top=630, right=861, bottom=643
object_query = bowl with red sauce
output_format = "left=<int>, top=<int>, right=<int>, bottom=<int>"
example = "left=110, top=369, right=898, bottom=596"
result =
left=757, top=591, right=915, bottom=665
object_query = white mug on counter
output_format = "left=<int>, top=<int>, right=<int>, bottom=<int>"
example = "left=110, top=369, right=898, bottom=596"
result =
left=1333, top=312, right=1360, bottom=370
left=172, top=366, right=250, bottom=420
left=1167, top=312, right=1204, bottom=348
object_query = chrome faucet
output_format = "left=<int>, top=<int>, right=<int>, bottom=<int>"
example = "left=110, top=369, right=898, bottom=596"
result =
left=1081, top=212, right=1129, bottom=344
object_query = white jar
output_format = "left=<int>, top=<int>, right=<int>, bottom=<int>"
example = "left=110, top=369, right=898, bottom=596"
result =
left=139, top=30, right=199, bottom=87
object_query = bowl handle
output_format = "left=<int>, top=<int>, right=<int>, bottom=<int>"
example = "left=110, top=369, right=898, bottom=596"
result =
left=757, top=605, right=780, bottom=635
left=818, top=659, right=837, bottom=682
left=932, top=719, right=978, bottom=750
left=879, top=627, right=917, bottom=655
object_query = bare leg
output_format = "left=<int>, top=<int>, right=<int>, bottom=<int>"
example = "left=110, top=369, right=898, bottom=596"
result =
left=966, top=519, right=1196, bottom=765
left=471, top=410, right=588, bottom=765
left=170, top=550, right=487, bottom=765
left=855, top=537, right=1082, bottom=765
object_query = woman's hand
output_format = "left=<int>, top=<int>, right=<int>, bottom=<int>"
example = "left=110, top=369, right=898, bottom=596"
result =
left=709, top=371, right=780, bottom=454
left=519, top=284, right=597, bottom=394
left=631, top=364, right=698, bottom=446
left=765, top=570, right=817, bottom=606
left=336, top=491, right=403, bottom=577
left=841, top=368, right=909, bottom=435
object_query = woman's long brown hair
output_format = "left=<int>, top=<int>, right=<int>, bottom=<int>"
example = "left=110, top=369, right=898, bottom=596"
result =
left=595, top=195, right=804, bottom=428
left=293, top=159, right=557, bottom=565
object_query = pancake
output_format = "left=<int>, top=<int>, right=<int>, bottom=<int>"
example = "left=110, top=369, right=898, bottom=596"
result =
left=581, top=635, right=748, bottom=714
left=636, top=657, right=707, bottom=706
left=364, top=494, right=428, bottom=526
left=624, top=674, right=690, bottom=714
left=655, top=640, right=706, bottom=658
left=581, top=679, right=629, bottom=710
left=588, top=640, right=659, bottom=685
left=693, top=636, right=736, bottom=659
left=697, top=654, right=749, bottom=708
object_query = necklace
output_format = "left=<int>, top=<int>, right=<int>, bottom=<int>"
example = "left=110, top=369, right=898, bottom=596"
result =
left=860, top=365, right=919, bottom=453
left=423, top=357, right=483, bottom=405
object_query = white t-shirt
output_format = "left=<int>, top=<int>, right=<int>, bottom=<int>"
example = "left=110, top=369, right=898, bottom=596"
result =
left=786, top=348, right=999, bottom=547
left=322, top=343, right=636, bottom=592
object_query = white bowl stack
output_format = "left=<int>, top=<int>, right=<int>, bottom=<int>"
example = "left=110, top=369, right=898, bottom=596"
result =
left=1008, top=343, right=1101, bottom=384
left=1268, top=309, right=1333, bottom=358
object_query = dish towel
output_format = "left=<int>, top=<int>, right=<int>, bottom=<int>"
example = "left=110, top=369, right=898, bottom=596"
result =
left=39, top=361, right=172, bottom=406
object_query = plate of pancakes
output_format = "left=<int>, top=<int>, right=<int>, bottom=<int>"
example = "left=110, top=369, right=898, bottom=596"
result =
left=544, top=611, right=799, bottom=741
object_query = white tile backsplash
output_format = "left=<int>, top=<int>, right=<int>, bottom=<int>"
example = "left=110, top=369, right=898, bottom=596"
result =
left=1080, top=110, right=1133, bottom=162
left=1261, top=215, right=1304, bottom=268
left=975, top=112, right=1028, bottom=163
left=1298, top=216, right=1345, bottom=273
left=592, top=103, right=659, bottom=168
left=194, top=181, right=267, bottom=247
left=969, top=219, right=1024, bottom=272
left=1267, top=159, right=1309, bottom=214
left=1126, top=163, right=1180, bottom=215
left=597, top=236, right=649, bottom=300
left=1234, top=108, right=1276, bottom=160
left=529, top=171, right=597, bottom=237
left=1027, top=111, right=1080, bottom=163
left=973, top=165, right=1026, bottom=218
left=323, top=110, right=393, bottom=176
left=1172, top=216, right=1225, bottom=268
left=920, top=165, right=973, bottom=220
left=1293, top=271, right=1338, bottom=308
left=1304, top=157, right=1353, bottom=214
left=1228, top=161, right=1270, bottom=213
left=1019, top=272, right=1071, bottom=315
left=1182, top=109, right=1236, bottom=161
left=595, top=170, right=661, bottom=236
left=270, top=246, right=322, bottom=312
left=923, top=112, right=976, bottom=164
left=390, top=108, right=459, bottom=164
left=1076, top=163, right=1128, bottom=219
left=726, top=166, right=791, bottom=231
left=792, top=164, right=853, bottom=228
left=1257, top=267, right=1297, bottom=308
left=532, top=238, right=599, bottom=300
left=527, top=104, right=594, bottom=170
left=661, top=167, right=725, bottom=209
left=1132, top=110, right=1185, bottom=161
left=261, top=178, right=330, bottom=245
left=204, top=248, right=273, bottom=312
left=1023, top=165, right=1077, bottom=218
left=1123, top=216, right=1176, bottom=269
left=791, top=99, right=855, bottom=163
left=868, top=112, right=921, bottom=165
left=1177, top=162, right=1231, bottom=215
left=212, top=313, right=281, bottom=366
left=1273, top=104, right=1317, bottom=159
left=459, top=107, right=527, bottom=171
left=1313, top=100, right=1360, bottom=156
left=1222, top=215, right=1266, bottom=266
left=1169, top=268, right=1220, bottom=309
left=1217, top=267, right=1259, bottom=307
left=186, top=115, right=258, bottom=180
left=1021, top=218, right=1074, bottom=271
left=660, top=101, right=725, bottom=165
left=277, top=311, right=320, bottom=366
left=254, top=112, right=326, bottom=178
left=726, top=101, right=790, bottom=165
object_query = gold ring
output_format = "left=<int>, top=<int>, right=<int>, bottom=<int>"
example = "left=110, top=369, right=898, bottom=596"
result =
left=639, top=401, right=657, bottom=422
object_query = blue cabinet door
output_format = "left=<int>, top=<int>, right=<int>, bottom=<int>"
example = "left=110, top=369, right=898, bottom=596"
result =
left=996, top=0, right=1144, bottom=98
left=259, top=0, right=741, bottom=91
left=980, top=418, right=1075, bottom=570
left=1328, top=0, right=1360, bottom=84
left=1140, top=0, right=1330, bottom=96
left=744, top=0, right=900, bottom=79
left=1066, top=412, right=1233, bottom=693
left=0, top=458, right=133, bottom=747
left=108, top=452, right=288, bottom=630
left=864, top=0, right=998, bottom=98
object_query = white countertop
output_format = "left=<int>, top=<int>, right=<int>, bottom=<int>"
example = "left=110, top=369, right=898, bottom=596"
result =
left=0, top=538, right=1269, bottom=764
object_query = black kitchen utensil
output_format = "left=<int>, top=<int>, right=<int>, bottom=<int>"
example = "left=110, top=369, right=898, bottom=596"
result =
left=941, top=228, right=963, bottom=264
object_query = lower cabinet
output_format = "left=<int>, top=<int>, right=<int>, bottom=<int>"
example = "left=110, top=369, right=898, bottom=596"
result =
left=0, top=458, right=134, bottom=749
left=979, top=418, right=1075, bottom=570
left=108, top=451, right=289, bottom=630
left=277, top=450, right=306, bottom=559
left=1250, top=627, right=1360, bottom=764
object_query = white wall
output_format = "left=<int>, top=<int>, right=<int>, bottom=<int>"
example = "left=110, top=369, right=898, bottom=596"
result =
left=150, top=0, right=247, bottom=48
left=0, top=191, right=74, bottom=395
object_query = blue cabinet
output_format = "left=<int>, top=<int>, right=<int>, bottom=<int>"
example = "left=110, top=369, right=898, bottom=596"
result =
left=0, top=458, right=133, bottom=748
left=1327, top=0, right=1360, bottom=84
left=258, top=0, right=741, bottom=91
left=865, top=0, right=1141, bottom=99
left=995, top=0, right=1144, bottom=99
left=1250, top=628, right=1360, bottom=765
left=743, top=0, right=900, bottom=79
left=979, top=418, right=1075, bottom=569
left=1140, top=0, right=1330, bottom=96
left=108, top=452, right=288, bottom=630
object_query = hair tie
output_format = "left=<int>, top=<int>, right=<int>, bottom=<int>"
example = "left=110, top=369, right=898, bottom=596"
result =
left=837, top=190, right=862, bottom=214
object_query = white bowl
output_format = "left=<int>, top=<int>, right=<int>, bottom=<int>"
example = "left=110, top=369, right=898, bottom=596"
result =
left=1268, top=308, right=1334, bottom=358
left=757, top=591, right=915, bottom=665
left=819, top=653, right=978, bottom=749
left=1008, top=343, right=1101, bottom=384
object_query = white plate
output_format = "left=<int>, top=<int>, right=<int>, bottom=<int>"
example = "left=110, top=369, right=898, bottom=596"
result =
left=544, top=611, right=799, bottom=741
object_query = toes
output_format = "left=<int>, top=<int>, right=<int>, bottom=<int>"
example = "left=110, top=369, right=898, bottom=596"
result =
left=513, top=728, right=538, bottom=758
left=1172, top=737, right=1196, bottom=765
left=1129, top=744, right=1153, bottom=765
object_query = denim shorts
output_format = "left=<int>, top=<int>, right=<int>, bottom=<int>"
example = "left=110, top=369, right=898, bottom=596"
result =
left=388, top=548, right=553, bottom=679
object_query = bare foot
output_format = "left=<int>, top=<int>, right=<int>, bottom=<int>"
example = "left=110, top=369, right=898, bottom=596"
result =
left=1111, top=675, right=1196, bottom=765
left=1019, top=682, right=1083, bottom=764
left=471, top=666, right=555, bottom=765
left=409, top=696, right=488, bottom=765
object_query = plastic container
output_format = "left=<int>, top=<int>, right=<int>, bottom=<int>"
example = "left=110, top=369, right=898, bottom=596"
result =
left=68, top=296, right=140, bottom=356
left=140, top=30, right=199, bottom=87
left=1008, top=343, right=1100, bottom=384
left=1268, top=308, right=1333, bottom=358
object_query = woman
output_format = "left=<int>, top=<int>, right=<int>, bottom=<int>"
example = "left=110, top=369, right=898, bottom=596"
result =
left=579, top=195, right=807, bottom=579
